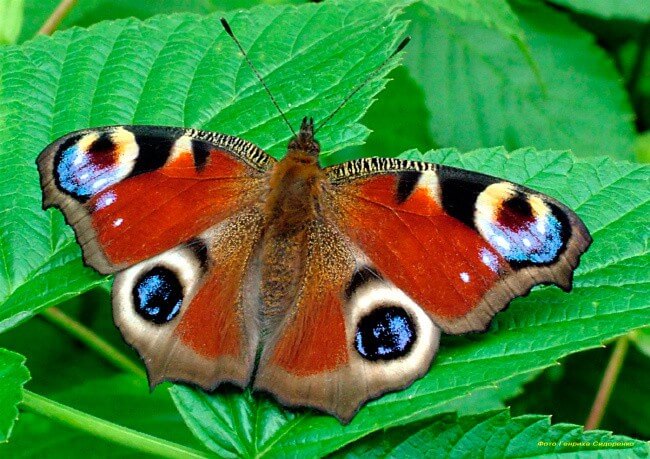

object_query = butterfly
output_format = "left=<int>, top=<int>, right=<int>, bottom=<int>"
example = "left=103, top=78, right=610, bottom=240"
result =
left=36, top=23, right=591, bottom=423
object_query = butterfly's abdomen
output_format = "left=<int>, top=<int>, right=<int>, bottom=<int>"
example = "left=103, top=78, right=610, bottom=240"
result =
left=260, top=149, right=328, bottom=327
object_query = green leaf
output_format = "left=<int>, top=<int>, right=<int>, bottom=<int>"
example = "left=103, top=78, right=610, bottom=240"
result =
left=423, top=0, right=523, bottom=40
left=383, top=410, right=650, bottom=457
left=334, top=66, right=436, bottom=164
left=171, top=147, right=649, bottom=457
left=19, top=0, right=213, bottom=43
left=0, top=0, right=409, bottom=333
left=361, top=66, right=436, bottom=156
left=0, top=375, right=207, bottom=457
left=618, top=40, right=650, bottom=141
left=18, top=0, right=308, bottom=43
left=0, top=0, right=23, bottom=45
left=0, top=348, right=30, bottom=442
left=171, top=388, right=295, bottom=458
left=330, top=369, right=541, bottom=459
left=547, top=0, right=650, bottom=22
left=403, top=1, right=635, bottom=159
left=173, top=370, right=539, bottom=458
left=632, top=327, right=650, bottom=357
left=511, top=345, right=650, bottom=440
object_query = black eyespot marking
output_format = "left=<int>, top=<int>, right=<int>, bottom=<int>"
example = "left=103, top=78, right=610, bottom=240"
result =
left=355, top=306, right=416, bottom=361
left=503, top=193, right=532, bottom=217
left=345, top=266, right=382, bottom=299
left=439, top=167, right=498, bottom=229
left=88, top=134, right=116, bottom=155
left=127, top=128, right=176, bottom=177
left=191, top=140, right=210, bottom=172
left=396, top=171, right=421, bottom=204
left=496, top=193, right=535, bottom=230
left=187, top=238, right=209, bottom=269
left=132, top=266, right=183, bottom=324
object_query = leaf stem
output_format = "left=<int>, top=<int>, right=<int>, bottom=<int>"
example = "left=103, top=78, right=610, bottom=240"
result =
left=21, top=390, right=209, bottom=458
left=41, top=307, right=146, bottom=380
left=37, top=0, right=78, bottom=35
left=584, top=335, right=630, bottom=430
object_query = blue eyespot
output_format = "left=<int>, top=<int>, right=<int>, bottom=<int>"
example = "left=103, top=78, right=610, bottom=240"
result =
left=54, top=134, right=124, bottom=202
left=355, top=307, right=416, bottom=361
left=56, top=145, right=97, bottom=200
left=485, top=214, right=563, bottom=264
left=132, top=267, right=183, bottom=324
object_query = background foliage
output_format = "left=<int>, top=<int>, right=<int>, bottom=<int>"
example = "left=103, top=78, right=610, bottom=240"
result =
left=0, top=0, right=648, bottom=457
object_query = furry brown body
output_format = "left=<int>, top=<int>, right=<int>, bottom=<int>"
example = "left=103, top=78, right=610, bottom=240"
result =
left=259, top=119, right=338, bottom=335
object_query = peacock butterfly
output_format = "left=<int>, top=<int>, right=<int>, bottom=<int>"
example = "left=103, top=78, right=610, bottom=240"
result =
left=36, top=20, right=591, bottom=423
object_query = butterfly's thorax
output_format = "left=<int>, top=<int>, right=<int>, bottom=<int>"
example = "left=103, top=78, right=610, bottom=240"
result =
left=263, top=149, right=325, bottom=233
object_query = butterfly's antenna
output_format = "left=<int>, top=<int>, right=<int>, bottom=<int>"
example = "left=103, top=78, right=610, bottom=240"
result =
left=314, top=37, right=411, bottom=135
left=220, top=18, right=297, bottom=137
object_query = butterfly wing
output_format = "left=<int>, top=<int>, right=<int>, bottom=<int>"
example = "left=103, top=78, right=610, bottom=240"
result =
left=37, top=125, right=273, bottom=273
left=113, top=207, right=264, bottom=389
left=254, top=154, right=590, bottom=422
left=325, top=157, right=592, bottom=334
left=38, top=125, right=273, bottom=389
left=254, top=218, right=440, bottom=422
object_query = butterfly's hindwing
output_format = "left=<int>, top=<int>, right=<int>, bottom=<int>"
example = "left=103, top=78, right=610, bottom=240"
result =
left=255, top=219, right=439, bottom=422
left=113, top=207, right=264, bottom=389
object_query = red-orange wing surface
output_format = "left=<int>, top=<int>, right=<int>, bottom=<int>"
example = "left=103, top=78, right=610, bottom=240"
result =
left=38, top=125, right=272, bottom=273
left=326, top=157, right=591, bottom=334
left=254, top=219, right=440, bottom=422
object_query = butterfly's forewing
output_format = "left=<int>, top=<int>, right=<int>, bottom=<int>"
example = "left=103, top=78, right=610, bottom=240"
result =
left=255, top=218, right=440, bottom=422
left=326, top=158, right=592, bottom=334
left=38, top=126, right=273, bottom=388
left=37, top=125, right=273, bottom=273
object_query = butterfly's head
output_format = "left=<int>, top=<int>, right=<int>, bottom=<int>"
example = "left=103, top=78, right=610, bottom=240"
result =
left=288, top=117, right=320, bottom=157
